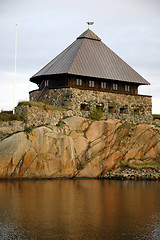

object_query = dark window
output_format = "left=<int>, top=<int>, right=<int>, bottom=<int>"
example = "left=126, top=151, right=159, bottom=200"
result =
left=113, top=83, right=118, bottom=90
left=76, top=79, right=82, bottom=86
left=108, top=106, right=116, bottom=113
left=96, top=104, right=104, bottom=111
left=80, top=103, right=90, bottom=111
left=101, top=82, right=106, bottom=89
left=134, top=109, right=140, bottom=115
left=120, top=107, right=128, bottom=114
left=89, top=80, right=94, bottom=87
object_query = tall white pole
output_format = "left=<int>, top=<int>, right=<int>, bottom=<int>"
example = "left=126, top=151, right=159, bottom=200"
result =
left=13, top=24, right=18, bottom=114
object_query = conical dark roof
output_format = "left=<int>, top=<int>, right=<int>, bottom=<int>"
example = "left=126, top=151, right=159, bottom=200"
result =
left=31, top=29, right=149, bottom=85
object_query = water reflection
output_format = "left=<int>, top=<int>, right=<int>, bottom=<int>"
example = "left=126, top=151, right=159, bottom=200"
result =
left=0, top=180, right=160, bottom=240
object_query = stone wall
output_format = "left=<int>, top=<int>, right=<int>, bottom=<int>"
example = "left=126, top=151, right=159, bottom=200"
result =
left=15, top=105, right=73, bottom=129
left=29, top=88, right=152, bottom=124
left=0, top=120, right=25, bottom=141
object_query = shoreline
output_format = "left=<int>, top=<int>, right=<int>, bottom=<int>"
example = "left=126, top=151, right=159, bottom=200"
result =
left=101, top=168, right=160, bottom=181
left=1, top=168, right=160, bottom=181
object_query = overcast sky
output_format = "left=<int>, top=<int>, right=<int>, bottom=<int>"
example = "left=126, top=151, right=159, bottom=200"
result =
left=0, top=0, right=160, bottom=113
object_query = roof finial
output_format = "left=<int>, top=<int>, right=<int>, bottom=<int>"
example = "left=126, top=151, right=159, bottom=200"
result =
left=87, top=22, right=94, bottom=29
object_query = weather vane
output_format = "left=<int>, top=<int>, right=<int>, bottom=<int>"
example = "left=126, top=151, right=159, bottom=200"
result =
left=87, top=22, right=94, bottom=29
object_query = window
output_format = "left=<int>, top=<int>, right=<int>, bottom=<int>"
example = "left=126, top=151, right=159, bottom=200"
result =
left=108, top=102, right=116, bottom=113
left=89, top=80, right=94, bottom=87
left=125, top=84, right=130, bottom=92
left=113, top=83, right=118, bottom=90
left=101, top=82, right=106, bottom=89
left=76, top=79, right=82, bottom=86
left=45, top=80, right=49, bottom=87
left=120, top=107, right=128, bottom=114
left=108, top=106, right=115, bottom=113
left=80, top=103, right=89, bottom=111
left=134, top=108, right=140, bottom=115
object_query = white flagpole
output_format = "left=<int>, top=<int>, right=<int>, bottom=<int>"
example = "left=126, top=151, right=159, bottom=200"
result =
left=13, top=24, right=18, bottom=114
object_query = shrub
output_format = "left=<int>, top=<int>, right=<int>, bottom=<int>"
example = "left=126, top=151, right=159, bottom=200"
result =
left=90, top=107, right=103, bottom=121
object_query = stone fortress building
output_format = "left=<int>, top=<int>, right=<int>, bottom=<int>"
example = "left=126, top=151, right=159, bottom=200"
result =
left=29, top=28, right=152, bottom=124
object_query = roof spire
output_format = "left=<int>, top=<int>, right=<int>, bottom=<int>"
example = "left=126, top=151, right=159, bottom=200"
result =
left=87, top=22, right=94, bottom=29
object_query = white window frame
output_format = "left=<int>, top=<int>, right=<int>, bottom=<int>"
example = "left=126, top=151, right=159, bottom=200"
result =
left=101, top=82, right=106, bottom=89
left=125, top=84, right=130, bottom=92
left=113, top=83, right=118, bottom=90
left=76, top=79, right=82, bottom=86
left=45, top=80, right=49, bottom=87
left=89, top=80, right=94, bottom=87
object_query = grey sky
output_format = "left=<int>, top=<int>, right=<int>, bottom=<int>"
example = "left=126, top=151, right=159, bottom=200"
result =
left=0, top=0, right=160, bottom=113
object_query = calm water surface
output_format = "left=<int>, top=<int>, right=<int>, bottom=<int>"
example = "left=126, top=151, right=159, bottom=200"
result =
left=0, top=180, right=160, bottom=240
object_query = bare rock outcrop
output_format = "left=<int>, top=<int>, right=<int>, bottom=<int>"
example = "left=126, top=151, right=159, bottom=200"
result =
left=0, top=117, right=160, bottom=179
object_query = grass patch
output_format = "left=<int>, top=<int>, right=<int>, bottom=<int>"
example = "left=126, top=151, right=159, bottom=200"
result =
left=0, top=111, right=23, bottom=121
left=128, top=162, right=160, bottom=169
left=17, top=101, right=67, bottom=112
left=119, top=159, right=160, bottom=170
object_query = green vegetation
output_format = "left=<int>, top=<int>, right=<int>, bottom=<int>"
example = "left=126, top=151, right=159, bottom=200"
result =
left=24, top=127, right=33, bottom=134
left=76, top=158, right=86, bottom=171
left=77, top=161, right=85, bottom=170
left=90, top=107, right=103, bottom=121
left=0, top=111, right=23, bottom=121
left=153, top=114, right=160, bottom=120
left=128, top=162, right=160, bottom=169
left=24, top=127, right=33, bottom=140
left=119, top=158, right=160, bottom=170
left=17, top=101, right=67, bottom=112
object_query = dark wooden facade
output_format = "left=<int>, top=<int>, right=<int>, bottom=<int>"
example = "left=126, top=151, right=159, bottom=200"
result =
left=68, top=76, right=138, bottom=95
left=38, top=74, right=138, bottom=95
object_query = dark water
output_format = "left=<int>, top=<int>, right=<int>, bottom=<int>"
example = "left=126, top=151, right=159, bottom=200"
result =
left=0, top=180, right=160, bottom=240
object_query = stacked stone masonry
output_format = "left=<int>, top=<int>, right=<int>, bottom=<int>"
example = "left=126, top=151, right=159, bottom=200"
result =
left=29, top=88, right=152, bottom=124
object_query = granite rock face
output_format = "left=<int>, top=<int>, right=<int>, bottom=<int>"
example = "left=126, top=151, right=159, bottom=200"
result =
left=0, top=117, right=160, bottom=179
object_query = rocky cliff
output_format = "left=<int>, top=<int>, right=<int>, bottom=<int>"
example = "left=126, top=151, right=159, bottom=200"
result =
left=0, top=116, right=160, bottom=179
